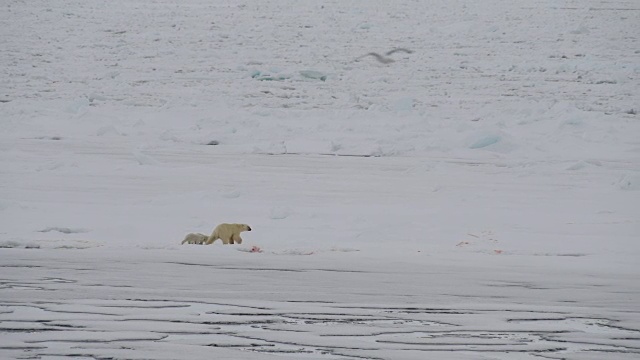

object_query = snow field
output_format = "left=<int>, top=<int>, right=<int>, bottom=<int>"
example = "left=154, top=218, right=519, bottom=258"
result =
left=1, top=0, right=639, bottom=359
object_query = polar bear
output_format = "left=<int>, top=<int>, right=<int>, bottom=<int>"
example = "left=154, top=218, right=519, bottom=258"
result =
left=205, top=223, right=251, bottom=245
left=181, top=233, right=209, bottom=245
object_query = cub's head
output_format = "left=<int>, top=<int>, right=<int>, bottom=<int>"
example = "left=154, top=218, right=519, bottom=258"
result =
left=243, top=224, right=252, bottom=232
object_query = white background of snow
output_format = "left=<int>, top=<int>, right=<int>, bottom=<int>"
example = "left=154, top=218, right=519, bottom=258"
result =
left=1, top=0, right=639, bottom=359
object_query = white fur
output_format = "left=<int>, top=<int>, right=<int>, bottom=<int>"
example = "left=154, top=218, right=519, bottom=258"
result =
left=181, top=233, right=209, bottom=245
left=205, top=223, right=251, bottom=245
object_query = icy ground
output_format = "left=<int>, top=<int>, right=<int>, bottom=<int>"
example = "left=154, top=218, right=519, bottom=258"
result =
left=1, top=0, right=639, bottom=359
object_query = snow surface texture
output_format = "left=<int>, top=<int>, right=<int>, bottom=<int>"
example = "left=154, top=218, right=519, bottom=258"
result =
left=1, top=0, right=639, bottom=359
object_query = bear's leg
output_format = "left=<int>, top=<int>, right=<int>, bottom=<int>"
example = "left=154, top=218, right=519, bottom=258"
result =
left=230, top=234, right=242, bottom=245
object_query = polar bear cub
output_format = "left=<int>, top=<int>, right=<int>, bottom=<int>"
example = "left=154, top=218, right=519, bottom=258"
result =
left=181, top=233, right=209, bottom=245
left=206, top=223, right=251, bottom=245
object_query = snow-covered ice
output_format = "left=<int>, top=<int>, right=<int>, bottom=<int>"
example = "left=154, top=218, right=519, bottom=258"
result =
left=1, top=0, right=639, bottom=359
